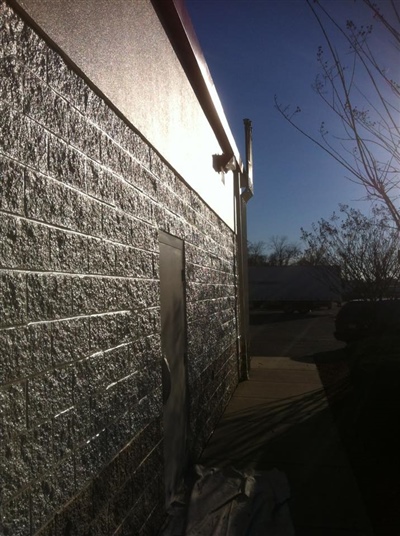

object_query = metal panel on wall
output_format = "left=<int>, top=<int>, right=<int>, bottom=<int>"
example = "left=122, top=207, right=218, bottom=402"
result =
left=159, top=231, right=188, bottom=506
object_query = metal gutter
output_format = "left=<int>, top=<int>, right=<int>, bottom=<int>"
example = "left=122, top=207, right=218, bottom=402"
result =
left=152, top=0, right=244, bottom=174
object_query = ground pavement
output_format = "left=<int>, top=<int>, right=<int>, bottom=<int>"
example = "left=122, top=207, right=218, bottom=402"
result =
left=199, top=355, right=374, bottom=536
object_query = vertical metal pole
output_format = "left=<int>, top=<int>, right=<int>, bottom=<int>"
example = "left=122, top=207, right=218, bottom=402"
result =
left=240, top=196, right=250, bottom=379
left=234, top=168, right=250, bottom=381
left=234, top=119, right=253, bottom=381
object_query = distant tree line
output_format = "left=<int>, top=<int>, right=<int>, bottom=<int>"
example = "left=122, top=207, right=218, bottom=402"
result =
left=247, top=235, right=301, bottom=266
left=249, top=204, right=400, bottom=301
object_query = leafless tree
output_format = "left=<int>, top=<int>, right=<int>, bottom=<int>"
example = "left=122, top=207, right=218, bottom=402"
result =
left=301, top=204, right=400, bottom=300
left=275, top=0, right=400, bottom=229
left=247, top=240, right=267, bottom=265
left=266, top=235, right=302, bottom=266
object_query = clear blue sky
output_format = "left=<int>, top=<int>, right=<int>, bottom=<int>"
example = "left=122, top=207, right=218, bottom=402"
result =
left=185, top=0, right=387, bottom=246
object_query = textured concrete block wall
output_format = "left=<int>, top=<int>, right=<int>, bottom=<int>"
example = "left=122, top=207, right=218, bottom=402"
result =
left=0, top=2, right=239, bottom=534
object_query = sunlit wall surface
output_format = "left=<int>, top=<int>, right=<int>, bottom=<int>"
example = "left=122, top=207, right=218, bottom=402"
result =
left=0, top=0, right=240, bottom=533
left=15, top=0, right=235, bottom=229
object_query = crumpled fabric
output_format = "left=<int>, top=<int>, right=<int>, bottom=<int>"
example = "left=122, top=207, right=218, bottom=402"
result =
left=160, top=465, right=294, bottom=536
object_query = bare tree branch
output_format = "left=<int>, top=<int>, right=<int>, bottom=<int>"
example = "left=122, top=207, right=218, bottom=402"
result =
left=275, top=0, right=400, bottom=229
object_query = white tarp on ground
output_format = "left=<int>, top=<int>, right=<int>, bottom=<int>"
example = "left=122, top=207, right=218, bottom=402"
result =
left=159, top=465, right=295, bottom=536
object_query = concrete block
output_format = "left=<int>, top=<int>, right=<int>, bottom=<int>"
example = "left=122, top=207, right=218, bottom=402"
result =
left=134, top=166, right=158, bottom=199
left=99, top=133, right=117, bottom=172
left=19, top=24, right=47, bottom=79
left=143, top=440, right=163, bottom=486
left=29, top=322, right=52, bottom=375
left=88, top=238, right=115, bottom=275
left=69, top=108, right=101, bottom=162
left=27, top=373, right=55, bottom=426
left=0, top=56, right=24, bottom=109
left=141, top=419, right=163, bottom=461
left=85, top=86, right=114, bottom=132
left=72, top=276, right=104, bottom=316
left=0, top=270, right=26, bottom=327
left=82, top=196, right=103, bottom=238
left=107, top=371, right=139, bottom=418
left=117, top=150, right=140, bottom=184
left=32, top=519, right=55, bottom=536
left=52, top=454, right=76, bottom=507
left=27, top=273, right=73, bottom=321
left=0, top=326, right=28, bottom=385
left=54, top=484, right=93, bottom=536
left=19, top=116, right=48, bottom=174
left=29, top=421, right=54, bottom=479
left=1, top=4, right=47, bottom=78
left=112, top=310, right=137, bottom=345
left=91, top=458, right=120, bottom=517
left=149, top=149, right=168, bottom=182
left=51, top=317, right=90, bottom=366
left=68, top=107, right=87, bottom=153
left=123, top=491, right=147, bottom=534
left=30, top=475, right=58, bottom=534
left=106, top=114, right=130, bottom=147
left=53, top=407, right=74, bottom=461
left=115, top=311, right=137, bottom=344
left=101, top=134, right=138, bottom=180
left=0, top=156, right=25, bottom=215
left=73, top=352, right=104, bottom=401
left=130, top=132, right=151, bottom=169
left=47, top=47, right=87, bottom=113
left=0, top=487, right=31, bottom=536
left=90, top=387, right=112, bottom=435
left=28, top=367, right=73, bottom=427
left=1, top=381, right=26, bottom=433
left=136, top=308, right=161, bottom=337
left=114, top=179, right=152, bottom=223
left=0, top=214, right=50, bottom=270
left=72, top=399, right=91, bottom=445
left=115, top=245, right=154, bottom=278
left=106, top=467, right=134, bottom=530
left=132, top=280, right=160, bottom=311
left=101, top=204, right=131, bottom=244
left=75, top=430, right=108, bottom=488
left=0, top=1, right=23, bottom=55
left=102, top=277, right=125, bottom=312
left=106, top=345, right=131, bottom=386
left=25, top=170, right=58, bottom=225
left=85, top=123, right=102, bottom=163
left=48, top=135, right=86, bottom=192
left=49, top=228, right=88, bottom=273
left=52, top=366, right=74, bottom=418
left=52, top=275, right=74, bottom=320
left=89, top=313, right=117, bottom=352
left=127, top=216, right=157, bottom=251
left=1, top=429, right=32, bottom=503
left=0, top=100, right=23, bottom=160
left=23, top=71, right=69, bottom=139
left=111, top=118, right=152, bottom=170
left=86, top=159, right=114, bottom=205
left=25, top=170, right=81, bottom=231
left=131, top=390, right=162, bottom=436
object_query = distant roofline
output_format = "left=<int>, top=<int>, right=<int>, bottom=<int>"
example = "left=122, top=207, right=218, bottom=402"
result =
left=152, top=0, right=244, bottom=173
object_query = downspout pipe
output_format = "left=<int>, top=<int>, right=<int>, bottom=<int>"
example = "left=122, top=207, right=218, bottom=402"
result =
left=235, top=119, right=253, bottom=381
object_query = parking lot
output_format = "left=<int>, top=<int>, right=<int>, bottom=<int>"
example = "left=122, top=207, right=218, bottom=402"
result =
left=248, top=306, right=400, bottom=534
left=249, top=307, right=345, bottom=359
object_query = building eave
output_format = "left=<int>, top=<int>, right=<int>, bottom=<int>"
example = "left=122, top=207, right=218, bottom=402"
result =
left=152, top=0, right=244, bottom=174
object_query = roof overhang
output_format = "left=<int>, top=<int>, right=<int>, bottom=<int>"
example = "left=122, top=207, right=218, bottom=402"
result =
left=152, top=0, right=244, bottom=175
